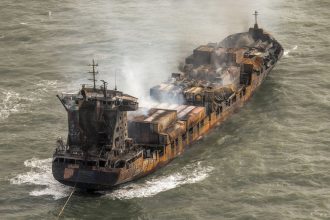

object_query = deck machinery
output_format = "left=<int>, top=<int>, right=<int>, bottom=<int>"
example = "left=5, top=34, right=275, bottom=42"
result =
left=52, top=16, right=283, bottom=190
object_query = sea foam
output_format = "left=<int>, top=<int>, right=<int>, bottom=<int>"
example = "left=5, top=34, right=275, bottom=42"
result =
left=10, top=158, right=71, bottom=200
left=108, top=162, right=214, bottom=199
left=10, top=158, right=213, bottom=200
left=283, top=45, right=298, bottom=57
left=0, top=80, right=60, bottom=121
left=0, top=90, right=22, bottom=120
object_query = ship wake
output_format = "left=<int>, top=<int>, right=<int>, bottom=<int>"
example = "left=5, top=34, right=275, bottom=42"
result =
left=10, top=158, right=71, bottom=200
left=108, top=162, right=214, bottom=199
left=10, top=158, right=214, bottom=200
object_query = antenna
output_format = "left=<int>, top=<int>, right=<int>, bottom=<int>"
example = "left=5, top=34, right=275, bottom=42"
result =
left=100, top=80, right=108, bottom=99
left=253, top=11, right=259, bottom=28
left=88, top=59, right=98, bottom=90
left=114, top=70, right=117, bottom=91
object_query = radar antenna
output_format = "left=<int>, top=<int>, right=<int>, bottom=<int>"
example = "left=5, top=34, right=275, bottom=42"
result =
left=253, top=11, right=259, bottom=29
left=88, top=59, right=98, bottom=90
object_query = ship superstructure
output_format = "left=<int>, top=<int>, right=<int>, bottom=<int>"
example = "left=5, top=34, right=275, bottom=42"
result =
left=52, top=14, right=283, bottom=190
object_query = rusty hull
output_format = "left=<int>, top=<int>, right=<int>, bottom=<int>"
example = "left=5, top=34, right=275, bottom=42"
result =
left=52, top=24, right=283, bottom=190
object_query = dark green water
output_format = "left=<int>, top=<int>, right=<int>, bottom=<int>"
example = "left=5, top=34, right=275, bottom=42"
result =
left=1, top=0, right=330, bottom=219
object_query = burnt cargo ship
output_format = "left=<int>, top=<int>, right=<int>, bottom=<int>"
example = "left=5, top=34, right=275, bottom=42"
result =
left=52, top=14, right=283, bottom=190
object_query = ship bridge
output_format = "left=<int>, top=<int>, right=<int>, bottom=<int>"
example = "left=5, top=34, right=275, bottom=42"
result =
left=56, top=60, right=139, bottom=156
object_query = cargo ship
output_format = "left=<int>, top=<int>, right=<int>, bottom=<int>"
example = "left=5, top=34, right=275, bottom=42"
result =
left=52, top=12, right=283, bottom=190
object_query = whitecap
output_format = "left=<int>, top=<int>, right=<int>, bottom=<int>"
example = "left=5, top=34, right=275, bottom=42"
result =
left=34, top=80, right=59, bottom=93
left=0, top=90, right=21, bottom=120
left=0, top=89, right=43, bottom=121
left=283, top=45, right=298, bottom=57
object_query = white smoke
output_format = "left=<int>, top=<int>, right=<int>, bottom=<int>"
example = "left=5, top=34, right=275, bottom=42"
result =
left=93, top=0, right=280, bottom=107
left=119, top=57, right=161, bottom=109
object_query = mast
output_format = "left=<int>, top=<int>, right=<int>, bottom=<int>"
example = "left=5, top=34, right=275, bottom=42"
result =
left=88, top=59, right=98, bottom=90
left=115, top=70, right=117, bottom=91
left=253, top=11, right=259, bottom=29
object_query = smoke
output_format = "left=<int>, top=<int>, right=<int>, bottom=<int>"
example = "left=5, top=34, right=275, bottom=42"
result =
left=96, top=0, right=278, bottom=107
left=221, top=66, right=241, bottom=87
left=119, top=57, right=164, bottom=109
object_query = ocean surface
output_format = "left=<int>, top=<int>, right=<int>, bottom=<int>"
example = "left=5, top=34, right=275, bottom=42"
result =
left=1, top=0, right=329, bottom=219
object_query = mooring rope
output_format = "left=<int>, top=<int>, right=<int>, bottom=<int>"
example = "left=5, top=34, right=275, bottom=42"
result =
left=58, top=182, right=77, bottom=218
left=57, top=156, right=83, bottom=218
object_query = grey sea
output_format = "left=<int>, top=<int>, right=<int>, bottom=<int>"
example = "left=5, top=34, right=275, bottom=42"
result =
left=1, top=0, right=329, bottom=219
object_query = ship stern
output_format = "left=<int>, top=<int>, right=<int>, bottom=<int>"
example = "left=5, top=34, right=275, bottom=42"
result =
left=52, top=158, right=120, bottom=190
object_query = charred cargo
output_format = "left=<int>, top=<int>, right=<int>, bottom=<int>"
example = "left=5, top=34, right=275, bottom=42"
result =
left=52, top=14, right=283, bottom=190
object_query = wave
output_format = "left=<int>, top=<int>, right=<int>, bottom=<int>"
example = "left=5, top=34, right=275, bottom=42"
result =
left=0, top=90, right=22, bottom=120
left=0, top=89, right=39, bottom=121
left=108, top=162, right=214, bottom=199
left=10, top=158, right=71, bottom=200
left=30, top=79, right=60, bottom=97
left=0, top=80, right=60, bottom=121
left=10, top=158, right=213, bottom=200
left=34, top=80, right=59, bottom=93
left=283, top=45, right=298, bottom=57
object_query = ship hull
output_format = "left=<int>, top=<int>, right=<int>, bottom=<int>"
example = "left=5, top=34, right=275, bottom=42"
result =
left=52, top=163, right=120, bottom=190
left=52, top=29, right=283, bottom=190
left=52, top=55, right=283, bottom=190
left=52, top=157, right=174, bottom=190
